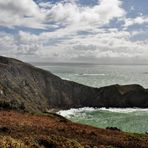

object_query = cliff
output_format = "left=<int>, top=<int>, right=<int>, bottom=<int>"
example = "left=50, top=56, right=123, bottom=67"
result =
left=0, top=56, right=148, bottom=112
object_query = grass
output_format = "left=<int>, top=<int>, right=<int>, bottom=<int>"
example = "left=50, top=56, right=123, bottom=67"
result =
left=0, top=136, right=28, bottom=148
left=0, top=135, right=83, bottom=148
left=1, top=110, right=148, bottom=148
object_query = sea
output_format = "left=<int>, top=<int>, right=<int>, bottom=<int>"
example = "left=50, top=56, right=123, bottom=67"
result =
left=37, top=63, right=148, bottom=133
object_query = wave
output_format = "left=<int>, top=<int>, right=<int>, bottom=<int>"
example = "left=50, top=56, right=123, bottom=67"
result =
left=99, top=107, right=148, bottom=113
left=57, top=107, right=148, bottom=118
left=74, top=73, right=106, bottom=76
left=57, top=107, right=95, bottom=118
left=61, top=77, right=70, bottom=80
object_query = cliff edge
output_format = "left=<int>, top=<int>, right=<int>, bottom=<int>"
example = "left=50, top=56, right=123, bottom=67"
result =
left=0, top=56, right=148, bottom=112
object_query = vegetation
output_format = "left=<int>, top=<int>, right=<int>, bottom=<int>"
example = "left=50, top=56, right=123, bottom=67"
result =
left=0, top=100, right=25, bottom=111
left=0, top=111, right=148, bottom=148
left=0, top=136, right=28, bottom=148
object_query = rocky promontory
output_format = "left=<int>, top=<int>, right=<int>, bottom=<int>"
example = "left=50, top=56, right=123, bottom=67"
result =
left=1, top=56, right=148, bottom=148
left=0, top=56, right=148, bottom=112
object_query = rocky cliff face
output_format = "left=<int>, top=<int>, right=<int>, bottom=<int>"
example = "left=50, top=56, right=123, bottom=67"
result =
left=0, top=56, right=148, bottom=112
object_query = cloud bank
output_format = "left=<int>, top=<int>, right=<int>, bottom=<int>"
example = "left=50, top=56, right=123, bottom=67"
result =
left=0, top=0, right=148, bottom=63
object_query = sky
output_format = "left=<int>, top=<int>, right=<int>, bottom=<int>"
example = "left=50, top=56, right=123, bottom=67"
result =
left=0, top=0, right=148, bottom=64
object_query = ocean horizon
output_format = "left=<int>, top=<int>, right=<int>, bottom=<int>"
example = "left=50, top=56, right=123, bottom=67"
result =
left=36, top=63, right=148, bottom=88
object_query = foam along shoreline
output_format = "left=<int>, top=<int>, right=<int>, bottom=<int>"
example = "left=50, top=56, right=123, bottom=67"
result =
left=57, top=107, right=148, bottom=133
left=57, top=107, right=148, bottom=118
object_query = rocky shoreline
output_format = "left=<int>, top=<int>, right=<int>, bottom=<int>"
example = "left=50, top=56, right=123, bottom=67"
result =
left=1, top=56, right=148, bottom=147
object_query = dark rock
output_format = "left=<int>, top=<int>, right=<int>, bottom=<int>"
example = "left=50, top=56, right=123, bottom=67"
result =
left=0, top=127, right=10, bottom=133
left=38, top=139, right=55, bottom=148
left=0, top=56, right=148, bottom=112
left=106, top=127, right=121, bottom=132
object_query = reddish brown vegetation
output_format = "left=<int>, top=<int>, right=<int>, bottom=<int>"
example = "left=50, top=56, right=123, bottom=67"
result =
left=0, top=111, right=148, bottom=148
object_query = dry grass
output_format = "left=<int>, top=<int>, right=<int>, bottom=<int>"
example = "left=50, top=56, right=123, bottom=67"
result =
left=0, top=135, right=83, bottom=148
left=0, top=111, right=148, bottom=148
left=0, top=136, right=27, bottom=148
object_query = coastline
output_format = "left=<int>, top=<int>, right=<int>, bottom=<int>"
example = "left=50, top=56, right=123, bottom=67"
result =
left=57, top=107, right=148, bottom=133
left=1, top=56, right=148, bottom=147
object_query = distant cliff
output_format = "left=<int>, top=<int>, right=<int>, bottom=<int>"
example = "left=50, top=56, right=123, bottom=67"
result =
left=0, top=56, right=148, bottom=112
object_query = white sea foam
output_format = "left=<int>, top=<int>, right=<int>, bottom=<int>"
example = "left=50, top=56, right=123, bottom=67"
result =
left=99, top=107, right=148, bottom=113
left=61, top=77, right=70, bottom=80
left=74, top=73, right=106, bottom=76
left=57, top=107, right=95, bottom=118
left=57, top=107, right=148, bottom=118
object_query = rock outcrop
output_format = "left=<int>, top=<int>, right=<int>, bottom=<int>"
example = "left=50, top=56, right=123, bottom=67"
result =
left=0, top=56, right=148, bottom=112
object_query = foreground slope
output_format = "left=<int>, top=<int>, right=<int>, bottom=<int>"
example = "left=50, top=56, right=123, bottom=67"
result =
left=0, top=56, right=148, bottom=112
left=1, top=110, right=148, bottom=148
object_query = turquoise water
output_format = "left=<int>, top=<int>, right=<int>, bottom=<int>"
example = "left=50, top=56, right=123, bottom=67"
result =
left=58, top=108, right=148, bottom=133
left=37, top=63, right=148, bottom=133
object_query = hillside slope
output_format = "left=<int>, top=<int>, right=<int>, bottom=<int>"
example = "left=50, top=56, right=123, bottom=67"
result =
left=0, top=110, right=148, bottom=148
left=0, top=56, right=148, bottom=112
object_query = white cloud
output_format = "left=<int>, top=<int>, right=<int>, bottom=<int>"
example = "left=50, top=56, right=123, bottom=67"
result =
left=0, top=0, right=46, bottom=29
left=0, top=0, right=125, bottom=29
left=1, top=28, right=148, bottom=63
left=0, top=0, right=126, bottom=30
left=0, top=0, right=148, bottom=64
left=0, top=33, right=19, bottom=59
left=124, top=16, right=148, bottom=28
left=47, top=0, right=126, bottom=28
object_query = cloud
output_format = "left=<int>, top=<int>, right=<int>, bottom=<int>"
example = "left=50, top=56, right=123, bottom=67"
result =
left=0, top=0, right=148, bottom=64
left=63, top=29, right=145, bottom=60
left=0, top=33, right=20, bottom=60
left=124, top=16, right=148, bottom=28
left=47, top=0, right=125, bottom=27
left=1, top=28, right=148, bottom=63
left=0, top=0, right=125, bottom=29
left=0, top=0, right=126, bottom=30
left=0, top=0, right=46, bottom=29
